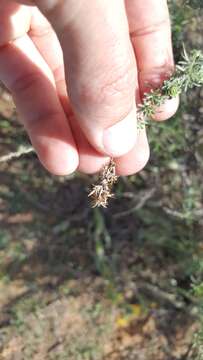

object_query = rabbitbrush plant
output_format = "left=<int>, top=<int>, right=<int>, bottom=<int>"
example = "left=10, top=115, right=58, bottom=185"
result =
left=89, top=48, right=203, bottom=207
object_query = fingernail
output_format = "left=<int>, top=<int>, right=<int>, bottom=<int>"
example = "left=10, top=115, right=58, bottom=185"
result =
left=103, top=106, right=137, bottom=157
left=153, top=96, right=179, bottom=121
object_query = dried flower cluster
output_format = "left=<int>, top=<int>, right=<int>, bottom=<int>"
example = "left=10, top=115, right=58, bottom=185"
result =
left=89, top=49, right=203, bottom=207
left=88, top=159, right=118, bottom=208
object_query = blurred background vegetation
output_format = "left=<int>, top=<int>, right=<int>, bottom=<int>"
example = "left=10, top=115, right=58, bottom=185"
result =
left=0, top=1, right=202, bottom=359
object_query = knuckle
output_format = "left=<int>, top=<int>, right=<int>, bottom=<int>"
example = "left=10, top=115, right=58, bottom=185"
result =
left=130, top=18, right=170, bottom=38
left=0, top=3, right=30, bottom=45
left=29, top=20, right=52, bottom=39
left=11, top=72, right=43, bottom=95
left=100, top=65, right=136, bottom=103
left=15, top=1, right=34, bottom=4
left=36, top=0, right=85, bottom=31
left=25, top=108, right=64, bottom=135
left=71, top=63, right=136, bottom=117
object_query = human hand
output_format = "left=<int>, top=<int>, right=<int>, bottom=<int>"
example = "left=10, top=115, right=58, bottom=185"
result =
left=0, top=0, right=179, bottom=175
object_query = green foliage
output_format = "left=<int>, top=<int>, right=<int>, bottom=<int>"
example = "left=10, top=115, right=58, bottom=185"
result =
left=169, top=0, right=191, bottom=49
left=186, top=0, right=203, bottom=9
left=165, top=49, right=203, bottom=93
left=0, top=230, right=10, bottom=250
left=191, top=281, right=203, bottom=359
left=139, top=49, right=203, bottom=123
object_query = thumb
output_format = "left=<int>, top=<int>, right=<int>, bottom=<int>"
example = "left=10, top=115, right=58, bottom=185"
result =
left=16, top=0, right=138, bottom=157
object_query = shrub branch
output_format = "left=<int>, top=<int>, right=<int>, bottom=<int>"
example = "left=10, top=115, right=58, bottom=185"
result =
left=89, top=49, right=203, bottom=207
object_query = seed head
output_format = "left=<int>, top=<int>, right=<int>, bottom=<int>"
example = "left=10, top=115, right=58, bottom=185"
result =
left=88, top=159, right=118, bottom=208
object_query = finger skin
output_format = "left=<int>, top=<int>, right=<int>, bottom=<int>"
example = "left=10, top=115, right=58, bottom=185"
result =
left=30, top=8, right=150, bottom=176
left=19, top=0, right=139, bottom=158
left=30, top=8, right=110, bottom=174
left=10, top=1, right=150, bottom=176
left=13, top=0, right=34, bottom=4
left=125, top=0, right=179, bottom=121
left=31, top=18, right=147, bottom=176
left=0, top=35, right=79, bottom=175
left=115, top=128, right=150, bottom=176
left=0, top=1, right=31, bottom=45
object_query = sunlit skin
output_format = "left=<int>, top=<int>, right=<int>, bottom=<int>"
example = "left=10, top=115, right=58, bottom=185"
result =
left=0, top=0, right=179, bottom=176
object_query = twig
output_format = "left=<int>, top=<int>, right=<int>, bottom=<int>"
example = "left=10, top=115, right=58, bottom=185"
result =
left=138, top=282, right=184, bottom=309
left=163, top=206, right=203, bottom=220
left=114, top=188, right=156, bottom=218
left=0, top=145, right=34, bottom=163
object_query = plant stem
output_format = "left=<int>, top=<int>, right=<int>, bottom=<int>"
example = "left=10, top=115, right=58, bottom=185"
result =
left=89, top=49, right=203, bottom=207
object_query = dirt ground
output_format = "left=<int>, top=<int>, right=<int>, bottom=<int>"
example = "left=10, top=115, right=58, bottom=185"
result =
left=0, top=81, right=201, bottom=360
